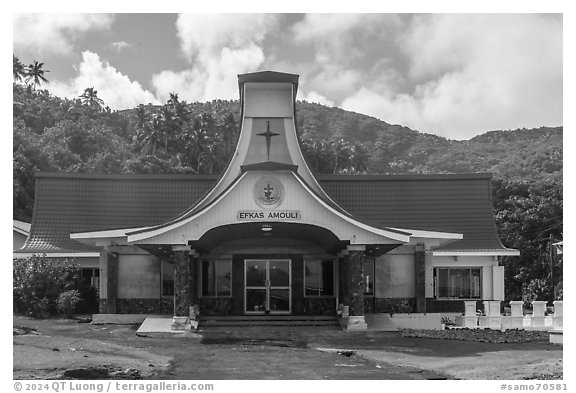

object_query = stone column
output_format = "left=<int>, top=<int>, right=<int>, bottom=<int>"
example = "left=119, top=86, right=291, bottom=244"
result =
left=461, top=300, right=478, bottom=328
left=172, top=245, right=191, bottom=330
left=338, top=251, right=350, bottom=308
left=105, top=251, right=118, bottom=314
left=481, top=300, right=502, bottom=329
left=415, top=243, right=426, bottom=313
left=553, top=300, right=563, bottom=330
left=188, top=250, right=199, bottom=319
left=345, top=245, right=367, bottom=330
left=509, top=300, right=525, bottom=329
left=531, top=300, right=547, bottom=329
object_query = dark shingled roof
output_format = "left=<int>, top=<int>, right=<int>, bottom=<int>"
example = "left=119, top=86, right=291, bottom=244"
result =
left=16, top=172, right=508, bottom=254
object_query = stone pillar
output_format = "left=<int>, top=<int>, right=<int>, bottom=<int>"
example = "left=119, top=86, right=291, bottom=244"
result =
left=105, top=252, right=118, bottom=314
left=172, top=245, right=191, bottom=330
left=553, top=301, right=563, bottom=330
left=509, top=300, right=525, bottom=329
left=479, top=300, right=502, bottom=329
left=338, top=252, right=350, bottom=308
left=189, top=251, right=199, bottom=320
left=531, top=301, right=547, bottom=329
left=415, top=243, right=426, bottom=313
left=461, top=300, right=478, bottom=328
left=344, top=245, right=367, bottom=330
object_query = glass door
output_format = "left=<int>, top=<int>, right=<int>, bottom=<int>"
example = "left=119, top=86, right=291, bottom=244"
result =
left=245, top=259, right=291, bottom=314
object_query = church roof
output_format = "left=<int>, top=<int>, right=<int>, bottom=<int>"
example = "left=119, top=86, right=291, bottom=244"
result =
left=15, top=172, right=512, bottom=255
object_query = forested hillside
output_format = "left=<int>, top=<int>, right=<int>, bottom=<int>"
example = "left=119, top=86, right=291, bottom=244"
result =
left=12, top=83, right=562, bottom=304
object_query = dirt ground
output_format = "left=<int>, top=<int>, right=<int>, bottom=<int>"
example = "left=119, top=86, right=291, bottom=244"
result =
left=13, top=316, right=563, bottom=380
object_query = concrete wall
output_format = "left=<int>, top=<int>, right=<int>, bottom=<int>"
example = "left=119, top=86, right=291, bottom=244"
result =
left=375, top=252, right=415, bottom=298
left=76, top=257, right=99, bottom=268
left=244, top=84, right=293, bottom=117
left=117, top=255, right=160, bottom=299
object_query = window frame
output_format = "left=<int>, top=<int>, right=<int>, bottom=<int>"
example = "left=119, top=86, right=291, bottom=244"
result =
left=434, top=267, right=482, bottom=300
left=200, top=259, right=233, bottom=298
left=303, top=259, right=335, bottom=298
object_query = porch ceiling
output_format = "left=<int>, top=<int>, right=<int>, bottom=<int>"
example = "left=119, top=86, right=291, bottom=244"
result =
left=189, top=222, right=347, bottom=254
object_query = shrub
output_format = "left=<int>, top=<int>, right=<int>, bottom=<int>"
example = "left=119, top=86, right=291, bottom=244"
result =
left=13, top=255, right=82, bottom=317
left=57, top=290, right=81, bottom=318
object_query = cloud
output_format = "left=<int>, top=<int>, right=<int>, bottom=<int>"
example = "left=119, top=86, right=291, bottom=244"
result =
left=13, top=14, right=113, bottom=56
left=110, top=41, right=131, bottom=52
left=290, top=14, right=404, bottom=102
left=342, top=14, right=563, bottom=139
left=152, top=14, right=277, bottom=102
left=299, top=91, right=334, bottom=107
left=49, top=51, right=160, bottom=110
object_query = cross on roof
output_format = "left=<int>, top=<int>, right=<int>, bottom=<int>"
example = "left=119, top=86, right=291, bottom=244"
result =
left=256, top=121, right=280, bottom=161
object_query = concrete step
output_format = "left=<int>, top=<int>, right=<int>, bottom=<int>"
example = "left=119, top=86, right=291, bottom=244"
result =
left=200, top=315, right=339, bottom=328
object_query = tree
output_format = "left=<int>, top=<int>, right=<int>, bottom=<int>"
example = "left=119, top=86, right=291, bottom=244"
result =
left=493, top=177, right=563, bottom=304
left=79, top=87, right=105, bottom=111
left=13, top=256, right=82, bottom=317
left=25, top=60, right=49, bottom=90
left=13, top=55, right=26, bottom=83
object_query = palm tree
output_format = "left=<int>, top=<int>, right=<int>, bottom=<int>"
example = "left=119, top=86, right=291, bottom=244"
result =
left=159, top=106, right=177, bottom=151
left=25, top=61, right=49, bottom=90
left=79, top=87, right=105, bottom=111
left=13, top=55, right=26, bottom=83
left=182, top=124, right=214, bottom=174
left=134, top=105, right=150, bottom=129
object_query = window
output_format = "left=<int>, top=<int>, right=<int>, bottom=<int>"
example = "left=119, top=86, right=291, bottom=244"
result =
left=363, top=258, right=375, bottom=296
left=435, top=268, right=481, bottom=299
left=304, top=259, right=334, bottom=296
left=161, top=259, right=174, bottom=297
left=202, top=260, right=232, bottom=297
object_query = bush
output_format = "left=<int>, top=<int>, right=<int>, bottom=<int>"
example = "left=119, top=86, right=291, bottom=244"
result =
left=13, top=255, right=83, bottom=317
left=57, top=290, right=81, bottom=317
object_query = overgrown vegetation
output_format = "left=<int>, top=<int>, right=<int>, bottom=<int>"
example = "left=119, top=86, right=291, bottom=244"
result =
left=13, top=256, right=96, bottom=317
left=12, top=56, right=562, bottom=305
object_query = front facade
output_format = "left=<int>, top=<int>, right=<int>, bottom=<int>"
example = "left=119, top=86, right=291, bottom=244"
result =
left=15, top=71, right=518, bottom=329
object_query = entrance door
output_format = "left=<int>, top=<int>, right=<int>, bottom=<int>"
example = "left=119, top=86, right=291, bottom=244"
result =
left=245, top=259, right=291, bottom=314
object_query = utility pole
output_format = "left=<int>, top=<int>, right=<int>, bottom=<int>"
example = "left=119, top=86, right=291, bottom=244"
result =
left=549, top=233, right=555, bottom=305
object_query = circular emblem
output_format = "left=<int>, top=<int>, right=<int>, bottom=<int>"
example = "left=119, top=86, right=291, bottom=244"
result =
left=254, top=176, right=284, bottom=209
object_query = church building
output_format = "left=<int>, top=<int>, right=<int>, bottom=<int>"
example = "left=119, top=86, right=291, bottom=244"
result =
left=15, top=71, right=518, bottom=330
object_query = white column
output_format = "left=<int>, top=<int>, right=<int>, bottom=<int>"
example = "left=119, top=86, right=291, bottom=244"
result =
left=461, top=301, right=478, bottom=328
left=506, top=300, right=525, bottom=329
left=553, top=301, right=563, bottom=330
left=531, top=301, right=548, bottom=329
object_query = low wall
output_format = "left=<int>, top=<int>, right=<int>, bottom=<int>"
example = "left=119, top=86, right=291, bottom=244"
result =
left=390, top=313, right=442, bottom=330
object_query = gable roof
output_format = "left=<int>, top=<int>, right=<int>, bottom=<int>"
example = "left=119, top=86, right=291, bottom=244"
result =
left=15, top=172, right=512, bottom=255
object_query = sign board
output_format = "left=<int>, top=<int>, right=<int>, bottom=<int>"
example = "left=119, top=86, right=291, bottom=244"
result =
left=237, top=210, right=301, bottom=221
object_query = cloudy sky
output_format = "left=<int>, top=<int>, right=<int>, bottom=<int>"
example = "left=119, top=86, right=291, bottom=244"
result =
left=13, top=13, right=563, bottom=140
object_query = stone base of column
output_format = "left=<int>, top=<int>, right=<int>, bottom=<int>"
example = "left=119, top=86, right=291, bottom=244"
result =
left=171, top=316, right=191, bottom=331
left=342, top=316, right=368, bottom=331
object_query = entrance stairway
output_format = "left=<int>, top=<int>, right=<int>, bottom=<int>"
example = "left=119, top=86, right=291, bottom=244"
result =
left=198, top=315, right=340, bottom=331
